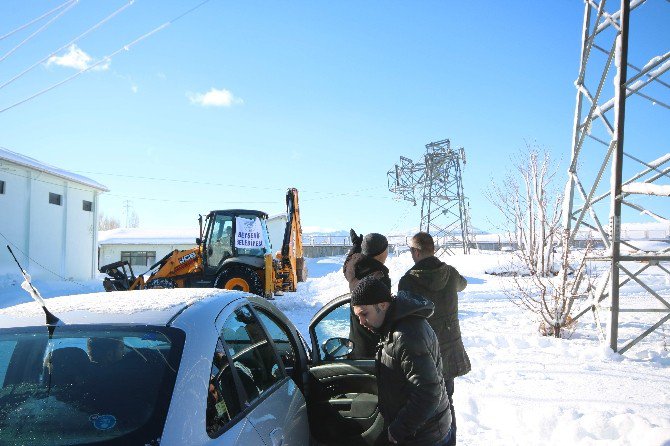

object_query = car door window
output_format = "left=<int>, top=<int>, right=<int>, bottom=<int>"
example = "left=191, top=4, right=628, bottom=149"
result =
left=312, top=301, right=352, bottom=361
left=206, top=338, right=243, bottom=437
left=255, top=310, right=297, bottom=379
left=222, top=305, right=284, bottom=404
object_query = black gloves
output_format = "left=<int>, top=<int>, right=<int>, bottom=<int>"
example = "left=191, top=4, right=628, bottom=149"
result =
left=350, top=229, right=363, bottom=254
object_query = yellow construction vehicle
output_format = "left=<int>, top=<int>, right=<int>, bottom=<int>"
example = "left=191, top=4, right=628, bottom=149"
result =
left=99, top=188, right=306, bottom=298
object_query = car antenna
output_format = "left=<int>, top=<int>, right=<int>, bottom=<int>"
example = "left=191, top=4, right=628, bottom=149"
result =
left=6, top=245, right=60, bottom=329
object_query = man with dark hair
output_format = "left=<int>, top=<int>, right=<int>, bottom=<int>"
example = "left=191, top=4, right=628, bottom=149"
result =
left=398, top=231, right=470, bottom=446
left=343, top=229, right=390, bottom=358
left=87, top=337, right=124, bottom=365
left=351, top=276, right=452, bottom=445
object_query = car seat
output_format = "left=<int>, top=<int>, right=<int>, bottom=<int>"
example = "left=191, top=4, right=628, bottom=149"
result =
left=47, top=347, right=90, bottom=388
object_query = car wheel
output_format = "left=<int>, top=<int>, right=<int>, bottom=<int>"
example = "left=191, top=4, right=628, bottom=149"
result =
left=215, top=265, right=263, bottom=296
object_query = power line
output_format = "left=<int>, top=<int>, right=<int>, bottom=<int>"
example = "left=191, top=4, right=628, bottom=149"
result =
left=0, top=0, right=79, bottom=64
left=0, top=0, right=75, bottom=42
left=73, top=169, right=390, bottom=199
left=0, top=164, right=278, bottom=204
left=0, top=0, right=215, bottom=114
left=1, top=145, right=390, bottom=203
left=0, top=0, right=136, bottom=91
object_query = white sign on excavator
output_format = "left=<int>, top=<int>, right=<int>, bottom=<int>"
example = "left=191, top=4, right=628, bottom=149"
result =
left=235, top=216, right=266, bottom=249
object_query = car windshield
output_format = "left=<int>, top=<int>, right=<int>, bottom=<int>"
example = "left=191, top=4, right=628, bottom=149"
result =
left=0, top=325, right=184, bottom=446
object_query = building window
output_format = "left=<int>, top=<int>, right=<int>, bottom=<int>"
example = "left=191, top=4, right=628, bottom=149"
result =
left=0, top=180, right=4, bottom=194
left=121, top=251, right=156, bottom=267
left=83, top=200, right=93, bottom=212
left=49, top=192, right=62, bottom=206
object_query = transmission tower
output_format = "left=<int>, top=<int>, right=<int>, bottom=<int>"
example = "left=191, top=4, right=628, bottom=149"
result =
left=122, top=200, right=134, bottom=229
left=388, top=139, right=471, bottom=254
left=563, top=1, right=670, bottom=353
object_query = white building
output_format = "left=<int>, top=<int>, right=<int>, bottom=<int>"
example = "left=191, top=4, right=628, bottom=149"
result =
left=0, top=148, right=108, bottom=280
left=98, top=228, right=200, bottom=274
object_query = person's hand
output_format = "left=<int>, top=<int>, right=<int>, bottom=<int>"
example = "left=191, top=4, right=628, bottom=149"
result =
left=388, top=429, right=398, bottom=444
left=350, top=229, right=363, bottom=247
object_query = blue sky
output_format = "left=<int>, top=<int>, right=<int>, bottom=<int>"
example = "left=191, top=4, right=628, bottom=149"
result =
left=1, top=1, right=667, bottom=235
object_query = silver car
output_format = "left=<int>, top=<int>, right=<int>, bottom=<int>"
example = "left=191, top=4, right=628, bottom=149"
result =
left=0, top=289, right=383, bottom=445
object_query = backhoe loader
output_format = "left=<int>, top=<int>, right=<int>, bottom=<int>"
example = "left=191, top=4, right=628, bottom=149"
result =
left=99, top=188, right=307, bottom=298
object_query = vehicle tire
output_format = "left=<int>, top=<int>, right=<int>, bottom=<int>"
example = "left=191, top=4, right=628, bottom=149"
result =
left=215, top=265, right=264, bottom=296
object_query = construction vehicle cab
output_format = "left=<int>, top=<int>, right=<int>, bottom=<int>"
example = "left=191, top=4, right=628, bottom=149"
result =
left=199, top=209, right=272, bottom=295
left=100, top=188, right=306, bottom=299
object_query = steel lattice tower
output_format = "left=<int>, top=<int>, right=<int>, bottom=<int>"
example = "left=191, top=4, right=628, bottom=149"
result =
left=388, top=139, right=471, bottom=254
left=564, top=0, right=670, bottom=353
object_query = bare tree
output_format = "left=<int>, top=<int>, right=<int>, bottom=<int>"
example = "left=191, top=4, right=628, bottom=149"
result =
left=486, top=144, right=563, bottom=277
left=486, top=144, right=592, bottom=337
left=98, top=212, right=121, bottom=231
left=513, top=233, right=593, bottom=338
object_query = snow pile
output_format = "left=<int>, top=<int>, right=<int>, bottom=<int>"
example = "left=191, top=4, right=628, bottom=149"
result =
left=0, top=147, right=108, bottom=191
left=0, top=288, right=225, bottom=327
left=0, top=274, right=103, bottom=309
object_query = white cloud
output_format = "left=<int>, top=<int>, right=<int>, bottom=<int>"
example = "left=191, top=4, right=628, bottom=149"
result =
left=46, top=44, right=110, bottom=71
left=187, top=88, right=243, bottom=107
left=131, top=85, right=138, bottom=93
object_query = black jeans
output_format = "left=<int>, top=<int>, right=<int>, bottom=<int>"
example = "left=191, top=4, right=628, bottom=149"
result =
left=445, top=378, right=456, bottom=446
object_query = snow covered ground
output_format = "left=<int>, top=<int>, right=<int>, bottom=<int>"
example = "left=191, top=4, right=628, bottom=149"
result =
left=1, top=251, right=669, bottom=445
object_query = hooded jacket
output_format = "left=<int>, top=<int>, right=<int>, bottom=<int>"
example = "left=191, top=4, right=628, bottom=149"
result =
left=343, top=250, right=391, bottom=359
left=376, top=292, right=451, bottom=446
left=398, top=256, right=471, bottom=379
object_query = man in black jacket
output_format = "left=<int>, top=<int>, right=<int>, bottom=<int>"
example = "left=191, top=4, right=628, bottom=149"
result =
left=351, top=276, right=452, bottom=446
left=398, top=232, right=470, bottom=446
left=343, top=229, right=390, bottom=359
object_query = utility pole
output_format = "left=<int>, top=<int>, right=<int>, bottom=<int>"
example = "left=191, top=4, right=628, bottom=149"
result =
left=388, top=139, right=471, bottom=254
left=122, top=200, right=134, bottom=229
left=563, top=0, right=670, bottom=353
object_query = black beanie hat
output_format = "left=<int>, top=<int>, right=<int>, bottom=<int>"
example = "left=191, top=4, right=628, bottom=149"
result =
left=361, top=233, right=388, bottom=257
left=351, top=276, right=392, bottom=306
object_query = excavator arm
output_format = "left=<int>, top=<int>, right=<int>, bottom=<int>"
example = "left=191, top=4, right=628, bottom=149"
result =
left=274, top=188, right=307, bottom=293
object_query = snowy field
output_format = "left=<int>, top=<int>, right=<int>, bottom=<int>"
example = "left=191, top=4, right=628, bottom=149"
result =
left=1, top=251, right=669, bottom=445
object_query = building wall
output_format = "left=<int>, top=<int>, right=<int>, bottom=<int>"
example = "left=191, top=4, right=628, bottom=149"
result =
left=0, top=163, right=30, bottom=275
left=98, top=243, right=195, bottom=275
left=0, top=162, right=99, bottom=280
left=267, top=214, right=287, bottom=253
left=65, top=185, right=98, bottom=279
left=28, top=174, right=66, bottom=278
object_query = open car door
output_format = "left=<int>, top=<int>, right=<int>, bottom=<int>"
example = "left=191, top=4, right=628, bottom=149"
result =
left=307, top=294, right=384, bottom=446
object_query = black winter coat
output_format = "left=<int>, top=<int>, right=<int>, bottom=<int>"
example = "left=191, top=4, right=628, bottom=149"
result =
left=343, top=250, right=391, bottom=359
left=398, top=256, right=471, bottom=379
left=376, top=292, right=451, bottom=446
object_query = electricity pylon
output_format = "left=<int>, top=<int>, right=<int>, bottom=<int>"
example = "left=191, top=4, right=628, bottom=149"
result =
left=563, top=0, right=670, bottom=353
left=388, top=139, right=471, bottom=254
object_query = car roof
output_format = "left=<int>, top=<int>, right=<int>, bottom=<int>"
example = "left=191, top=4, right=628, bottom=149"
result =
left=0, top=288, right=244, bottom=329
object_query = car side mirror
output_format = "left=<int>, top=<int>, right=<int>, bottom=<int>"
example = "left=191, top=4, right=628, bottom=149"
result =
left=322, top=337, right=354, bottom=360
left=196, top=237, right=202, bottom=245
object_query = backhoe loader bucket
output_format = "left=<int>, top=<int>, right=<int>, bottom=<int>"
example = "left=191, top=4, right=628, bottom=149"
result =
left=99, top=260, right=136, bottom=292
